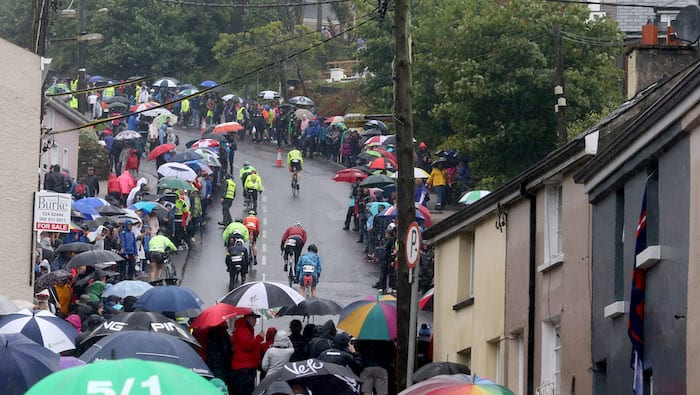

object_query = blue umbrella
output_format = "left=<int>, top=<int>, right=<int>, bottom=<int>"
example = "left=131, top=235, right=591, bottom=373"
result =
left=88, top=75, right=107, bottom=84
left=200, top=80, right=218, bottom=88
left=79, top=197, right=109, bottom=209
left=0, top=333, right=60, bottom=394
left=368, top=201, right=392, bottom=216
left=0, top=309, right=77, bottom=353
left=71, top=200, right=100, bottom=220
left=134, top=286, right=204, bottom=317
left=79, top=331, right=212, bottom=377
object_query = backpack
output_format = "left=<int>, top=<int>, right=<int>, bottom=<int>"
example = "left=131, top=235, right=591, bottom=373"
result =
left=73, top=183, right=87, bottom=199
left=126, top=153, right=139, bottom=170
left=61, top=176, right=72, bottom=193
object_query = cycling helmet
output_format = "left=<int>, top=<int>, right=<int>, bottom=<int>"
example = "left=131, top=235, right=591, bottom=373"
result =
left=248, top=210, right=256, bottom=215
left=243, top=161, right=250, bottom=167
left=234, top=218, right=243, bottom=223
left=294, top=221, right=303, bottom=227
left=308, top=244, right=318, bottom=253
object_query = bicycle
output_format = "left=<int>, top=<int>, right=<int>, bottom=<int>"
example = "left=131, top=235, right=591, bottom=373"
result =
left=283, top=239, right=299, bottom=288
left=226, top=253, right=247, bottom=291
left=151, top=251, right=177, bottom=286
left=244, top=189, right=256, bottom=211
left=291, top=170, right=299, bottom=197
left=300, top=264, right=315, bottom=299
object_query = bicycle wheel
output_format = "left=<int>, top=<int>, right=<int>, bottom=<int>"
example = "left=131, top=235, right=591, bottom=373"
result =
left=287, top=258, right=294, bottom=288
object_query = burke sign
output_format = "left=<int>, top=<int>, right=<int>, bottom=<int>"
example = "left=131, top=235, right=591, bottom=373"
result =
left=34, top=191, right=72, bottom=233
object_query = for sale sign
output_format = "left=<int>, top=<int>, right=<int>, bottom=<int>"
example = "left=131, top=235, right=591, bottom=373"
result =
left=34, top=191, right=72, bottom=233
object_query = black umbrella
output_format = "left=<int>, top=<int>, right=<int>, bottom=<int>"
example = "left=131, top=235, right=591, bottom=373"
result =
left=34, top=269, right=73, bottom=294
left=360, top=128, right=385, bottom=138
left=364, top=119, right=388, bottom=133
left=96, top=205, right=126, bottom=216
left=80, top=311, right=200, bottom=348
left=254, top=359, right=361, bottom=395
left=200, top=132, right=228, bottom=142
left=412, top=361, right=471, bottom=383
left=138, top=192, right=162, bottom=202
left=94, top=216, right=119, bottom=227
left=169, top=151, right=205, bottom=163
left=358, top=174, right=395, bottom=188
left=431, top=157, right=449, bottom=168
left=79, top=331, right=212, bottom=377
left=66, top=250, right=124, bottom=268
left=276, top=298, right=344, bottom=317
left=55, top=242, right=96, bottom=254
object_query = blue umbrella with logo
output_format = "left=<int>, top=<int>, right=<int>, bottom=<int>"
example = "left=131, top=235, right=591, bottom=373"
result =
left=0, top=333, right=60, bottom=394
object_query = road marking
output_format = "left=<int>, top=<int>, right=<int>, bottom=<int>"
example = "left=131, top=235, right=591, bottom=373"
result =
left=262, top=229, right=267, bottom=239
left=262, top=273, right=266, bottom=281
left=263, top=206, right=267, bottom=214
left=263, top=217, right=267, bottom=226
left=262, top=195, right=267, bottom=202
left=262, top=255, right=267, bottom=266
left=262, top=244, right=267, bottom=253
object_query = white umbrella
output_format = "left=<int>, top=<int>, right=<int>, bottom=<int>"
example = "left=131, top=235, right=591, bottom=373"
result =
left=459, top=190, right=491, bottom=205
left=114, top=130, right=143, bottom=140
left=152, top=77, right=178, bottom=88
left=287, top=96, right=315, bottom=107
left=258, top=90, right=280, bottom=100
left=158, top=163, right=198, bottom=181
left=391, top=167, right=431, bottom=179
left=218, top=281, right=304, bottom=309
left=0, top=309, right=77, bottom=353
left=142, top=107, right=172, bottom=117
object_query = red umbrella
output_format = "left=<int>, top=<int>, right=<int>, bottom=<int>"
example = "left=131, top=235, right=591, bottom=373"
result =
left=370, top=157, right=395, bottom=171
left=212, top=122, right=244, bottom=134
left=419, top=287, right=434, bottom=311
left=416, top=203, right=431, bottom=227
left=373, top=148, right=396, bottom=163
left=190, top=303, right=253, bottom=331
left=333, top=168, right=368, bottom=183
left=191, top=139, right=220, bottom=148
left=147, top=143, right=177, bottom=161
left=117, top=171, right=136, bottom=194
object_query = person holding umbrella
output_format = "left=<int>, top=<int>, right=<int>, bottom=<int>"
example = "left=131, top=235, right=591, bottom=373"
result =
left=427, top=161, right=448, bottom=210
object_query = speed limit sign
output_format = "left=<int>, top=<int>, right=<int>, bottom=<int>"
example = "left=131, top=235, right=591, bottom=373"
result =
left=405, top=222, right=421, bottom=269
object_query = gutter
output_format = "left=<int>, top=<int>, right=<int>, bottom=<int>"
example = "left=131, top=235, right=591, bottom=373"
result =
left=519, top=181, right=536, bottom=395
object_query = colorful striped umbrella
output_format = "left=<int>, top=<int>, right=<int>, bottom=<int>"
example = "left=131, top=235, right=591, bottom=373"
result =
left=399, top=374, right=515, bottom=394
left=338, top=299, right=396, bottom=340
left=419, top=287, right=434, bottom=311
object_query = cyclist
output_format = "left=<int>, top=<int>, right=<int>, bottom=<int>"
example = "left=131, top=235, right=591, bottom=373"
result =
left=296, top=244, right=322, bottom=297
left=239, top=161, right=256, bottom=187
left=280, top=221, right=307, bottom=272
left=218, top=174, right=236, bottom=226
left=287, top=148, right=303, bottom=189
left=148, top=229, right=178, bottom=283
left=225, top=237, right=250, bottom=291
left=244, top=210, right=260, bottom=265
left=222, top=219, right=250, bottom=246
left=243, top=170, right=263, bottom=211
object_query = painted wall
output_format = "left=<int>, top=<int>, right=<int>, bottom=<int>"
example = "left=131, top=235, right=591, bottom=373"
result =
left=686, top=107, right=700, bottom=392
left=40, top=103, right=81, bottom=184
left=591, top=133, right=689, bottom=394
left=0, top=39, right=42, bottom=300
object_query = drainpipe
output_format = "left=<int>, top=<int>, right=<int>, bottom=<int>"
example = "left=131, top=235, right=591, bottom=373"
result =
left=520, top=182, right=536, bottom=395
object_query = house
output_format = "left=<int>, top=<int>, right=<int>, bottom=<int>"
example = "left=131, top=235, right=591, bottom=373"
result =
left=0, top=38, right=45, bottom=300
left=588, top=0, right=696, bottom=36
left=41, top=97, right=85, bottom=185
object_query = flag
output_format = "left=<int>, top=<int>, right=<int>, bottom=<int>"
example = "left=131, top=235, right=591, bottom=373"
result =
left=628, top=189, right=647, bottom=395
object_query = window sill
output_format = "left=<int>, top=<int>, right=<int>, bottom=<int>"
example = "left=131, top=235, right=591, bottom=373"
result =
left=538, top=253, right=565, bottom=273
left=636, top=245, right=660, bottom=270
left=453, top=297, right=474, bottom=311
left=604, top=300, right=628, bottom=319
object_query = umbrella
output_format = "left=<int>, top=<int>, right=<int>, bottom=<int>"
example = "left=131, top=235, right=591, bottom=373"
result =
left=169, top=150, right=205, bottom=163
left=0, top=309, right=77, bottom=353
left=431, top=157, right=449, bottom=168
left=71, top=200, right=100, bottom=220
left=142, top=107, right=172, bottom=117
left=88, top=75, right=107, bottom=84
left=218, top=281, right=304, bottom=310
left=212, top=121, right=244, bottom=133
left=364, top=119, right=389, bottom=133
left=185, top=160, right=213, bottom=175
left=360, top=128, right=384, bottom=138
left=179, top=88, right=199, bottom=96
left=276, top=298, right=344, bottom=317
left=66, top=249, right=124, bottom=268
left=358, top=151, right=382, bottom=161
left=254, top=359, right=361, bottom=395
left=26, top=359, right=221, bottom=395
left=200, top=80, right=218, bottom=88
left=367, top=201, right=392, bottom=216
left=0, top=295, right=19, bottom=315
left=359, top=174, right=395, bottom=188
left=222, top=94, right=242, bottom=102
left=416, top=203, right=432, bottom=227
left=78, top=197, right=109, bottom=208
left=392, top=167, right=431, bottom=179
left=190, top=303, right=253, bottom=331
left=114, top=130, right=142, bottom=140
left=134, top=286, right=204, bottom=317
left=287, top=96, right=315, bottom=107
left=129, top=201, right=169, bottom=217
left=373, top=147, right=397, bottom=162
left=365, top=294, right=396, bottom=302
left=102, top=280, right=154, bottom=298
left=325, top=115, right=345, bottom=125
left=59, top=356, right=85, bottom=370
left=364, top=135, right=389, bottom=146
left=153, top=77, right=179, bottom=88
left=200, top=132, right=229, bottom=142
left=191, top=138, right=221, bottom=148
left=157, top=177, right=195, bottom=191
left=153, top=112, right=178, bottom=130
left=459, top=190, right=491, bottom=205
left=179, top=83, right=197, bottom=91
left=34, top=269, right=73, bottom=294
left=132, top=101, right=159, bottom=112
left=158, top=162, right=197, bottom=181
left=192, top=148, right=222, bottom=167
left=412, top=361, right=471, bottom=383
left=337, top=299, right=397, bottom=340
left=294, top=108, right=314, bottom=120
left=258, top=90, right=280, bottom=100
left=55, top=242, right=95, bottom=254
left=80, top=311, right=199, bottom=347
left=147, top=143, right=177, bottom=161
left=419, top=287, right=434, bottom=311
left=0, top=333, right=60, bottom=394
left=212, top=85, right=229, bottom=94
left=333, top=168, right=368, bottom=183
left=96, top=205, right=126, bottom=216
left=375, top=205, right=427, bottom=227
left=80, top=332, right=211, bottom=377
left=369, top=157, right=395, bottom=171
left=399, top=374, right=514, bottom=395
left=108, top=102, right=128, bottom=110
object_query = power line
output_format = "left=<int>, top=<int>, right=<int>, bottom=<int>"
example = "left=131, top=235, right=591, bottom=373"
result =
left=155, top=0, right=358, bottom=8
left=543, top=0, right=686, bottom=10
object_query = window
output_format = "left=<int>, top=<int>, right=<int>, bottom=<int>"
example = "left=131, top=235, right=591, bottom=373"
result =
left=517, top=334, right=525, bottom=395
left=541, top=183, right=564, bottom=270
left=457, top=347, right=472, bottom=369
left=540, top=321, right=561, bottom=395
left=614, top=189, right=625, bottom=300
left=457, top=233, right=475, bottom=301
left=487, top=338, right=501, bottom=383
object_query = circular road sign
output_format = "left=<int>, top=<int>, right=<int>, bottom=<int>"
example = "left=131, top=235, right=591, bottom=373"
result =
left=405, top=221, right=422, bottom=269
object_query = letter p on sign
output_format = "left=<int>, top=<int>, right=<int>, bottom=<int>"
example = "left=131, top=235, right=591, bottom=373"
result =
left=405, top=222, right=421, bottom=269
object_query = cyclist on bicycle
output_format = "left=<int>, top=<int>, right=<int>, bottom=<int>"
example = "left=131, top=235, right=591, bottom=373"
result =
left=239, top=161, right=256, bottom=186
left=280, top=221, right=306, bottom=272
left=243, top=170, right=263, bottom=212
left=287, top=148, right=303, bottom=189
left=148, top=229, right=178, bottom=283
left=296, top=244, right=322, bottom=297
left=244, top=210, right=260, bottom=265
left=222, top=219, right=250, bottom=246
left=225, top=237, right=250, bottom=291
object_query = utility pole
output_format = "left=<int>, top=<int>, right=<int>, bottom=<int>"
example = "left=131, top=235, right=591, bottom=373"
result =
left=554, top=28, right=567, bottom=146
left=394, top=0, right=416, bottom=391
left=77, top=0, right=87, bottom=115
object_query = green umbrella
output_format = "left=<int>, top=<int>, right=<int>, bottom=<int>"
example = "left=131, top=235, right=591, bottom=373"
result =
left=157, top=177, right=195, bottom=191
left=153, top=113, right=178, bottom=131
left=26, top=358, right=221, bottom=395
left=179, top=88, right=199, bottom=96
left=459, top=190, right=491, bottom=205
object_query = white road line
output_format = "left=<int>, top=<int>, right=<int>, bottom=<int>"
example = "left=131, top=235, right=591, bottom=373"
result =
left=262, top=195, right=267, bottom=202
left=262, top=230, right=267, bottom=239
left=263, top=217, right=267, bottom=226
left=263, top=206, right=267, bottom=214
left=262, top=244, right=267, bottom=253
left=262, top=273, right=266, bottom=281
left=262, top=255, right=267, bottom=266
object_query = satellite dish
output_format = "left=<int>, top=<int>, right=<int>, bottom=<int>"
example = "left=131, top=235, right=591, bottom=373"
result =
left=672, top=5, right=700, bottom=45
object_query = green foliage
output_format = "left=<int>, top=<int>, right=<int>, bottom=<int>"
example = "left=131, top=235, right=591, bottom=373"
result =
left=0, top=0, right=32, bottom=49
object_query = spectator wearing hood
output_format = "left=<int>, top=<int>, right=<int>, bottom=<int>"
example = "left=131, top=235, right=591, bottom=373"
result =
left=229, top=313, right=263, bottom=395
left=261, top=330, right=294, bottom=376
left=65, top=304, right=82, bottom=334
left=306, top=319, right=337, bottom=358
left=416, top=142, right=432, bottom=174
left=302, top=118, right=320, bottom=158
left=118, top=220, right=137, bottom=280
left=288, top=319, right=308, bottom=362
left=319, top=332, right=363, bottom=374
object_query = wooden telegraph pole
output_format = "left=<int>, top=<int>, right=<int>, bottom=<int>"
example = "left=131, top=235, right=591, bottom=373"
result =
left=393, top=0, right=416, bottom=391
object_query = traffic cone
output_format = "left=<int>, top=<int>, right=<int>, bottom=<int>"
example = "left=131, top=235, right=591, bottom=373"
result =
left=200, top=118, right=206, bottom=134
left=275, top=148, right=283, bottom=167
